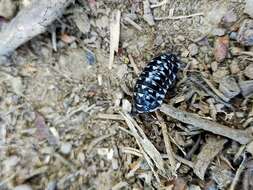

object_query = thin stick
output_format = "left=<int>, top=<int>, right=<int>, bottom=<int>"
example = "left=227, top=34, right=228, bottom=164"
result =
left=0, top=0, right=72, bottom=56
left=156, top=112, right=176, bottom=174
left=109, top=10, right=121, bottom=69
left=124, top=17, right=142, bottom=32
left=202, top=76, right=230, bottom=102
left=174, top=155, right=194, bottom=168
left=229, top=154, right=246, bottom=190
left=95, top=113, right=125, bottom=121
left=128, top=54, right=140, bottom=75
left=150, top=0, right=168, bottom=8
left=155, top=12, right=204, bottom=21
left=159, top=104, right=253, bottom=144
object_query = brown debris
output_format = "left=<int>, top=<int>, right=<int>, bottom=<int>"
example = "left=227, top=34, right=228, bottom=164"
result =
left=214, top=35, right=229, bottom=62
left=193, top=137, right=227, bottom=180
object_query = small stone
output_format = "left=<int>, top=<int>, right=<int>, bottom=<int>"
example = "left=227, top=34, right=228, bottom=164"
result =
left=230, top=61, right=240, bottom=74
left=222, top=9, right=237, bottom=24
left=113, top=90, right=123, bottom=107
left=239, top=80, right=253, bottom=97
left=245, top=0, right=253, bottom=18
left=188, top=43, right=199, bottom=56
left=211, top=61, right=218, bottom=72
left=96, top=15, right=109, bottom=30
left=176, top=35, right=185, bottom=42
left=189, top=185, right=201, bottom=190
left=229, top=32, right=238, bottom=40
left=230, top=47, right=242, bottom=56
left=0, top=0, right=16, bottom=19
left=189, top=58, right=199, bottom=70
left=45, top=181, right=57, bottom=190
left=73, top=9, right=91, bottom=34
left=219, top=76, right=240, bottom=99
left=212, top=68, right=229, bottom=82
left=244, top=64, right=253, bottom=79
left=14, top=185, right=33, bottom=190
left=212, top=28, right=227, bottom=36
left=60, top=142, right=72, bottom=155
left=4, top=155, right=19, bottom=172
left=181, top=48, right=189, bottom=57
left=122, top=99, right=132, bottom=112
left=237, top=19, right=253, bottom=46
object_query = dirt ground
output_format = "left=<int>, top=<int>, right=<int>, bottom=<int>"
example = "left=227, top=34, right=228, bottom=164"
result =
left=1, top=0, right=253, bottom=189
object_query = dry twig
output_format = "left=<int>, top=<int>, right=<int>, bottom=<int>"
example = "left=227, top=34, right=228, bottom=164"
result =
left=155, top=12, right=204, bottom=21
left=156, top=112, right=176, bottom=174
left=159, top=104, right=253, bottom=144
left=109, top=10, right=121, bottom=69
left=229, top=154, right=246, bottom=190
left=0, top=0, right=72, bottom=56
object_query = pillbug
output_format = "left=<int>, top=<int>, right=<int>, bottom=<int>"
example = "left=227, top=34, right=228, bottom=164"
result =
left=133, top=53, right=180, bottom=113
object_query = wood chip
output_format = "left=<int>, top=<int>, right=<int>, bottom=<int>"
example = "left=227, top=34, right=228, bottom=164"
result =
left=109, top=10, right=121, bottom=70
left=193, top=137, right=227, bottom=180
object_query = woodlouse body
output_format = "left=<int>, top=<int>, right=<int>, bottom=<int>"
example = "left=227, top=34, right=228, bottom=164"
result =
left=133, top=53, right=180, bottom=113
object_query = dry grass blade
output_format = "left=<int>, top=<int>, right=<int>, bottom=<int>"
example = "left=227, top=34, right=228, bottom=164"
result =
left=120, top=111, right=165, bottom=182
left=155, top=12, right=204, bottom=21
left=159, top=104, right=253, bottom=144
left=95, top=113, right=124, bottom=121
left=109, top=10, right=121, bottom=70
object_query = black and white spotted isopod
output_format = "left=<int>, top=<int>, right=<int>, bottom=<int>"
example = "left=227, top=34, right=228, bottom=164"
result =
left=133, top=53, right=180, bottom=113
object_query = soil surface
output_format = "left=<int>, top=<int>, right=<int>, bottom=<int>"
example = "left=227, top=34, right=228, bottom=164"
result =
left=1, top=0, right=253, bottom=190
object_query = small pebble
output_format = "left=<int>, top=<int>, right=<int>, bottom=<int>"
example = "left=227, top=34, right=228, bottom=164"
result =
left=244, top=64, right=253, bottom=79
left=86, top=51, right=96, bottom=65
left=176, top=35, right=185, bottom=42
left=73, top=9, right=91, bottom=34
left=239, top=80, right=253, bottom=97
left=188, top=43, right=199, bottom=56
left=222, top=9, right=237, bottom=24
left=4, top=155, right=19, bottom=172
left=14, top=185, right=33, bottom=190
left=114, top=90, right=123, bottom=107
left=211, top=61, right=218, bottom=72
left=230, top=61, right=240, bottom=74
left=237, top=19, right=253, bottom=46
left=229, top=32, right=238, bottom=40
left=245, top=0, right=253, bottom=18
left=190, top=58, right=199, bottom=70
left=219, top=76, right=240, bottom=99
left=122, top=99, right=132, bottom=112
left=212, top=28, right=227, bottom=36
left=45, top=181, right=57, bottom=190
left=181, top=48, right=189, bottom=57
left=60, top=142, right=72, bottom=155
left=213, top=68, right=229, bottom=82
left=0, top=0, right=16, bottom=19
